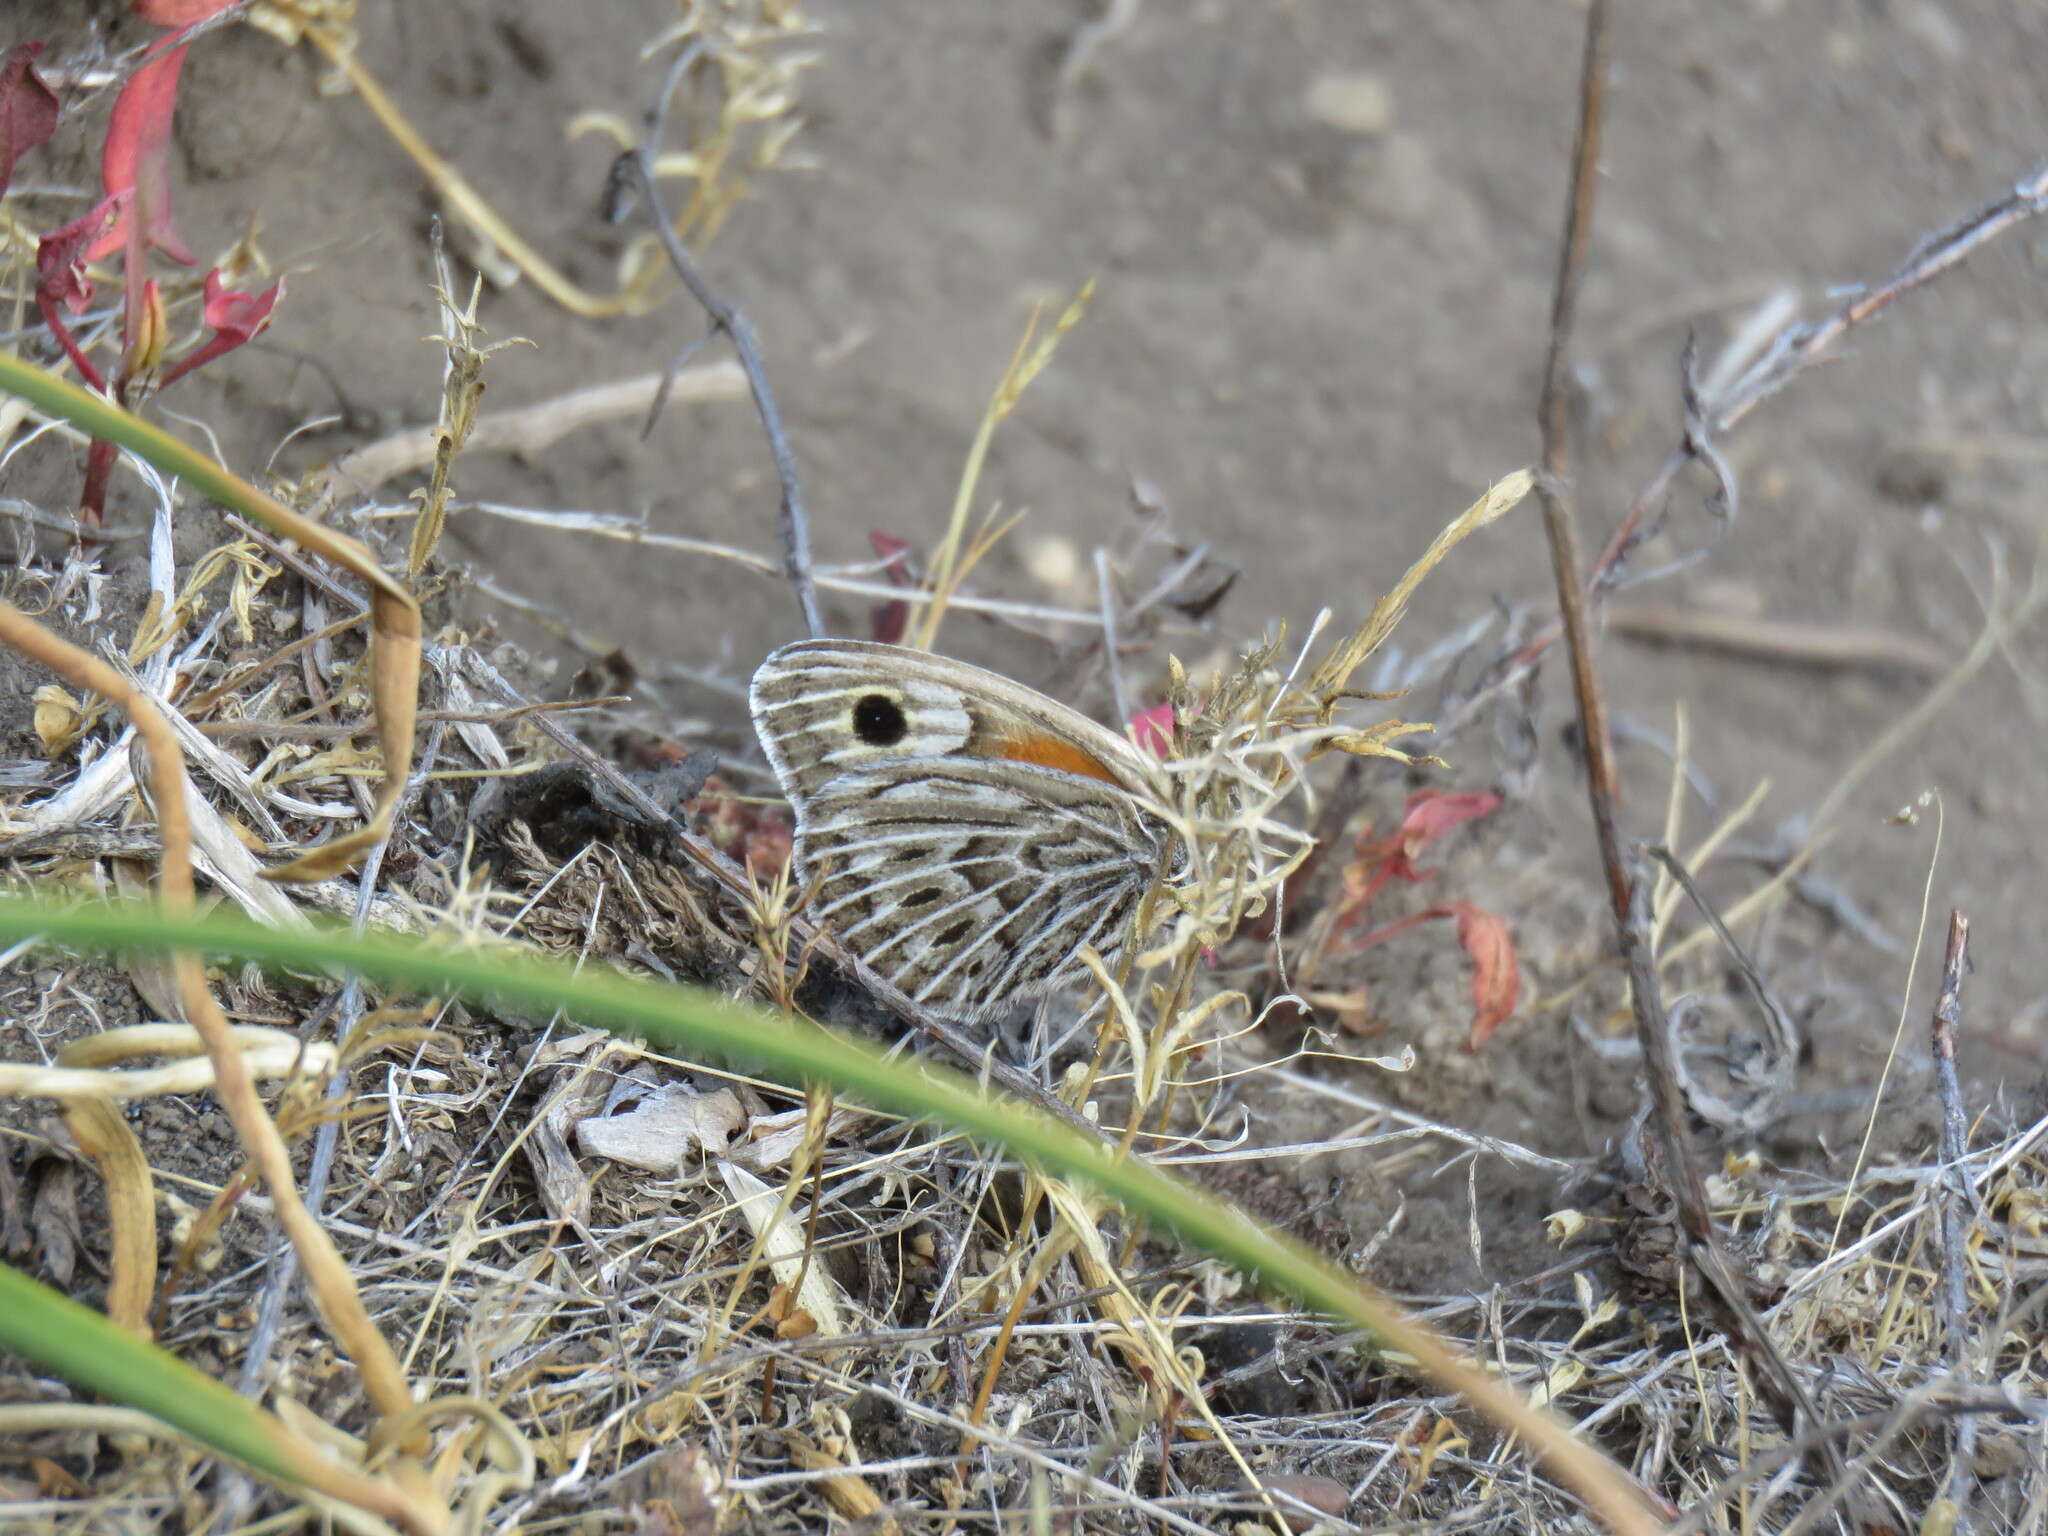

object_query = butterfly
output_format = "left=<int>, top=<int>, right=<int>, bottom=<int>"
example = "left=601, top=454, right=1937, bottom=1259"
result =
left=749, top=639, right=1183, bottom=1022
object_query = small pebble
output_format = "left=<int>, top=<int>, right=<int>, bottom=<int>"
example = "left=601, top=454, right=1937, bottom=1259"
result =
left=1302, top=72, right=1394, bottom=136
left=1249, top=1473, right=1349, bottom=1531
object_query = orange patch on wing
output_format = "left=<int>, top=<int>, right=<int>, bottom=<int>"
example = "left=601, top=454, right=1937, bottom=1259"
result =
left=989, top=732, right=1124, bottom=785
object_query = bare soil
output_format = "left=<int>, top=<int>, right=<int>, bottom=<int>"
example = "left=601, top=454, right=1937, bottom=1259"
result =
left=7, top=1, right=2048, bottom=1529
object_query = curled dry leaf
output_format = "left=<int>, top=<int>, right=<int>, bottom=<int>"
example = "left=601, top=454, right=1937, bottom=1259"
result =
left=1444, top=899, right=1518, bottom=1049
left=1339, top=788, right=1502, bottom=924
left=575, top=1084, right=746, bottom=1173
left=56, top=1081, right=157, bottom=1336
left=31, top=685, right=90, bottom=756
left=1546, top=1208, right=1591, bottom=1244
left=1349, top=897, right=1521, bottom=1050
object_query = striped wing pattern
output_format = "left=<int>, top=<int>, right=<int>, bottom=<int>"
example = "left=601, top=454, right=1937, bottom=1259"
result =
left=750, top=641, right=1173, bottom=1022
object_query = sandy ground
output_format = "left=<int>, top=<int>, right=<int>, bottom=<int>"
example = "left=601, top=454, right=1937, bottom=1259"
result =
left=9, top=0, right=2048, bottom=1267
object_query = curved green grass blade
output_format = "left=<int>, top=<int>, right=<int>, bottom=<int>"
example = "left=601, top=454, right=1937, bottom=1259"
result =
left=0, top=895, right=1662, bottom=1535
left=0, top=349, right=275, bottom=522
left=0, top=1263, right=418, bottom=1530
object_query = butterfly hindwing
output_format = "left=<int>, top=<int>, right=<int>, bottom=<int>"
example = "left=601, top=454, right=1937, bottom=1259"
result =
left=799, top=759, right=1165, bottom=1017
left=748, top=641, right=1174, bottom=1021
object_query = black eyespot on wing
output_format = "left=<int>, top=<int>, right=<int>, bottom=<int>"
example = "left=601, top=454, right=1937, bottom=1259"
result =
left=900, top=886, right=943, bottom=909
left=933, top=918, right=973, bottom=948
left=853, top=693, right=909, bottom=746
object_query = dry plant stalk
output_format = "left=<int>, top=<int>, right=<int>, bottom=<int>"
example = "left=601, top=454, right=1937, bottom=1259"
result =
left=0, top=600, right=449, bottom=1519
left=927, top=471, right=1547, bottom=1530
left=407, top=263, right=515, bottom=580
left=312, top=361, right=747, bottom=499
left=909, top=282, right=1095, bottom=651
left=1135, top=471, right=1534, bottom=995
left=291, top=2, right=816, bottom=319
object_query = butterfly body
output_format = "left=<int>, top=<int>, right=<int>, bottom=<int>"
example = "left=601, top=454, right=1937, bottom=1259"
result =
left=749, top=640, right=1176, bottom=1021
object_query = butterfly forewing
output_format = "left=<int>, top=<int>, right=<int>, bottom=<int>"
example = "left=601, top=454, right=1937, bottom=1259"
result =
left=749, top=641, right=1175, bottom=1022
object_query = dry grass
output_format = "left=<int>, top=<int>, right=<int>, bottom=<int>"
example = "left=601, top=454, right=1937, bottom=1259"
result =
left=5, top=8, right=2048, bottom=1535
left=5, top=430, right=2045, bottom=1533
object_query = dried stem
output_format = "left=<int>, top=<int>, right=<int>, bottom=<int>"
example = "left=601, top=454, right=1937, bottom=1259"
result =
left=0, top=602, right=438, bottom=1502
left=1617, top=865, right=1834, bottom=1476
left=1455, top=160, right=2048, bottom=733
left=1531, top=9, right=1855, bottom=1509
left=1533, top=0, right=1628, bottom=920
left=632, top=42, right=824, bottom=639
left=1931, top=909, right=1979, bottom=1516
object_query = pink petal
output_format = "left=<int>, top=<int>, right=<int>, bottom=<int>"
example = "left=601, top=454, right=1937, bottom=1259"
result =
left=1129, top=703, right=1175, bottom=758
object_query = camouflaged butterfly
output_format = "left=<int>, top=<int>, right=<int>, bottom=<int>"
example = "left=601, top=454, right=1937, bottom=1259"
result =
left=750, top=640, right=1183, bottom=1021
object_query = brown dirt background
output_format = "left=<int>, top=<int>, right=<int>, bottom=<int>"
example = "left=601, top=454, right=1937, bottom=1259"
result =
left=10, top=1, right=2048, bottom=1259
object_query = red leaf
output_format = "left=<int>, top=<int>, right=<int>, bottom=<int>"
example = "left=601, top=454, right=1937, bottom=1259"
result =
left=1348, top=899, right=1520, bottom=1049
left=0, top=43, right=61, bottom=199
left=868, top=530, right=913, bottom=645
left=157, top=269, right=285, bottom=387
left=1336, top=788, right=1503, bottom=931
left=1129, top=702, right=1174, bottom=758
left=1397, top=789, right=1502, bottom=851
left=133, top=0, right=242, bottom=21
left=1442, top=900, right=1519, bottom=1049
left=86, top=39, right=194, bottom=265
left=200, top=266, right=282, bottom=338
left=36, top=197, right=126, bottom=390
left=36, top=197, right=122, bottom=316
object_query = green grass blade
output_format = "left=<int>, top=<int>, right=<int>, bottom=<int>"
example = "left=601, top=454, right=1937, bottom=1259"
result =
left=0, top=896, right=1661, bottom=1535
left=0, top=1263, right=417, bottom=1529
left=0, top=350, right=275, bottom=523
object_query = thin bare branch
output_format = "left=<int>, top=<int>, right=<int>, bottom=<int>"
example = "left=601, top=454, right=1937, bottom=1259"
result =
left=629, top=42, right=824, bottom=639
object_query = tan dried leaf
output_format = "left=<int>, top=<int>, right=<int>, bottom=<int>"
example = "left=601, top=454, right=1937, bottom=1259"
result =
left=575, top=1085, right=747, bottom=1173
left=32, top=685, right=89, bottom=756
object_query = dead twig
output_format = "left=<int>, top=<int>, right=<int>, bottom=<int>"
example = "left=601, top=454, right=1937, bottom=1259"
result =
left=1600, top=160, right=2048, bottom=596
left=1711, top=164, right=2048, bottom=433
left=312, top=363, right=746, bottom=499
left=1931, top=909, right=1979, bottom=1519
left=1616, top=860, right=1839, bottom=1489
left=1454, top=159, right=2048, bottom=733
left=0, top=599, right=439, bottom=1517
left=1645, top=844, right=1800, bottom=1134
left=1607, top=603, right=1951, bottom=676
left=625, top=42, right=824, bottom=639
left=1530, top=10, right=1858, bottom=1513
left=1533, top=0, right=1628, bottom=920
left=1046, top=0, right=1143, bottom=142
